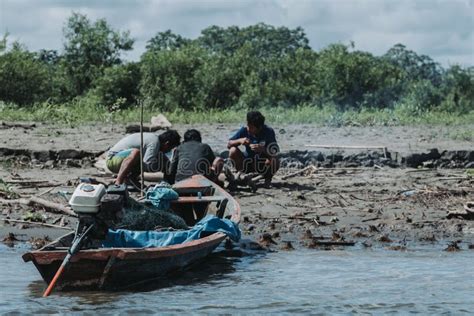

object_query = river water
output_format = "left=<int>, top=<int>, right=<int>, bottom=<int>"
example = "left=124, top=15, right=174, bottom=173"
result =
left=1, top=243, right=473, bottom=315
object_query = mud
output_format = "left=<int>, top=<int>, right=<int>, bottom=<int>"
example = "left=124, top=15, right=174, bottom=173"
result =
left=1, top=122, right=473, bottom=251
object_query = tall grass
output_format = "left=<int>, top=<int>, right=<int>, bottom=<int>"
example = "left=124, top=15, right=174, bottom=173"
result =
left=1, top=99, right=473, bottom=127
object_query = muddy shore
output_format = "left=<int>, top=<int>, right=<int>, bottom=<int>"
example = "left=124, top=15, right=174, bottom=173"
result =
left=1, top=122, right=473, bottom=251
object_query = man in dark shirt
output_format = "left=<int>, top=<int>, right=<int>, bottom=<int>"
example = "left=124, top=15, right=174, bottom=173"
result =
left=106, top=130, right=181, bottom=185
left=168, top=129, right=224, bottom=184
left=228, top=111, right=280, bottom=183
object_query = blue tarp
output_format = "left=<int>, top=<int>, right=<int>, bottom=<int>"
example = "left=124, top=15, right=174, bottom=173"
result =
left=102, top=215, right=240, bottom=248
left=145, top=185, right=179, bottom=211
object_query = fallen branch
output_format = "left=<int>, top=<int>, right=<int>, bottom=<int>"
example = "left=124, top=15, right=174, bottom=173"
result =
left=4, top=179, right=61, bottom=188
left=0, top=197, right=76, bottom=217
left=280, top=165, right=317, bottom=180
left=435, top=177, right=470, bottom=181
left=310, top=241, right=356, bottom=246
left=405, top=169, right=435, bottom=173
left=37, top=187, right=55, bottom=197
left=0, top=218, right=73, bottom=230
left=5, top=179, right=51, bottom=184
left=29, top=197, right=77, bottom=217
left=362, top=217, right=381, bottom=222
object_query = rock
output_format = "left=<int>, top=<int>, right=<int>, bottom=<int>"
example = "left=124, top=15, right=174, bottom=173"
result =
left=378, top=234, right=392, bottom=243
left=386, top=245, right=407, bottom=251
left=66, top=159, right=82, bottom=168
left=281, top=241, right=294, bottom=250
left=404, top=149, right=440, bottom=168
left=33, top=150, right=52, bottom=162
left=258, top=233, right=277, bottom=247
left=29, top=236, right=51, bottom=250
left=246, top=224, right=256, bottom=231
left=444, top=241, right=461, bottom=252
left=302, top=229, right=313, bottom=240
left=44, top=160, right=55, bottom=168
left=2, top=232, right=18, bottom=243
left=150, top=114, right=172, bottom=130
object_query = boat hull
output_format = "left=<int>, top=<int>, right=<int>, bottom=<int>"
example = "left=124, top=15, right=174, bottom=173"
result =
left=27, top=234, right=225, bottom=290
left=23, top=175, right=240, bottom=291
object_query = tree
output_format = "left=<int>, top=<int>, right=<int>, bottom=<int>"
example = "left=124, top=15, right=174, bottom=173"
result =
left=140, top=44, right=208, bottom=110
left=384, top=44, right=443, bottom=87
left=197, top=23, right=310, bottom=57
left=93, top=62, right=141, bottom=110
left=63, top=12, right=134, bottom=96
left=0, top=44, right=50, bottom=105
left=146, top=30, right=191, bottom=52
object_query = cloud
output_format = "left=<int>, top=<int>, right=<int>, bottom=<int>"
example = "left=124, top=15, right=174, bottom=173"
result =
left=0, top=0, right=472, bottom=66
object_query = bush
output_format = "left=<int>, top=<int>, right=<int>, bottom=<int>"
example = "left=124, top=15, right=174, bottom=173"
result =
left=93, top=62, right=141, bottom=110
left=0, top=47, right=51, bottom=105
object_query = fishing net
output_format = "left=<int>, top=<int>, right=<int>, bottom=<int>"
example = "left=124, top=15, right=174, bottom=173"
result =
left=118, top=198, right=188, bottom=231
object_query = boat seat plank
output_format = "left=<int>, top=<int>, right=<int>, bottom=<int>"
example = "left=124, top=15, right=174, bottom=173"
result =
left=172, top=196, right=226, bottom=204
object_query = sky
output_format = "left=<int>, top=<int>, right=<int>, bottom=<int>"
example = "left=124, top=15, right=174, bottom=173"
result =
left=0, top=0, right=473, bottom=67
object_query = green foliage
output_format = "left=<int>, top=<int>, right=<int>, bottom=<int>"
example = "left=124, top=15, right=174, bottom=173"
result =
left=0, top=178, right=20, bottom=199
left=197, top=23, right=310, bottom=57
left=92, top=62, right=141, bottom=110
left=23, top=211, right=45, bottom=223
left=0, top=44, right=51, bottom=105
left=1, top=100, right=473, bottom=127
left=384, top=44, right=443, bottom=87
left=449, top=129, right=474, bottom=142
left=146, top=30, right=191, bottom=52
left=0, top=14, right=472, bottom=123
left=439, top=65, right=474, bottom=113
left=62, top=12, right=134, bottom=96
left=140, top=44, right=208, bottom=110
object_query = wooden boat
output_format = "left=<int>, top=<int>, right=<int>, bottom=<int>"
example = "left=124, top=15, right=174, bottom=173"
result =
left=22, top=175, right=241, bottom=291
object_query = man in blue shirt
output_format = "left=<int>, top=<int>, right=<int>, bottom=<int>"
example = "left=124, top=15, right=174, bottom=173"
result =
left=228, top=111, right=280, bottom=184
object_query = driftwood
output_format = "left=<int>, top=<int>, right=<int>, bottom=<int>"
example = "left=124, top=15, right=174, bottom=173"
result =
left=446, top=202, right=474, bottom=220
left=310, top=241, right=356, bottom=246
left=5, top=180, right=60, bottom=188
left=0, top=218, right=73, bottom=230
left=0, top=197, right=76, bottom=217
left=406, top=168, right=436, bottom=173
left=362, top=217, right=381, bottom=222
left=280, top=165, right=317, bottom=180
left=5, top=179, right=51, bottom=184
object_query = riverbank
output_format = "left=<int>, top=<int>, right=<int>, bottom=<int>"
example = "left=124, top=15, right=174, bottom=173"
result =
left=1, top=123, right=473, bottom=251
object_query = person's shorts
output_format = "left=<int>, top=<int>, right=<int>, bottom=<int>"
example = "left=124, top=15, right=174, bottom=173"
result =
left=106, top=149, right=138, bottom=174
left=242, top=151, right=268, bottom=173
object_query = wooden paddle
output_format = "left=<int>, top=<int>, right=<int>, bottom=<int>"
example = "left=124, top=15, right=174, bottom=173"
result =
left=42, top=223, right=95, bottom=297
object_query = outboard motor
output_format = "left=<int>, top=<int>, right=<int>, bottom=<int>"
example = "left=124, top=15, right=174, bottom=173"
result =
left=69, top=183, right=127, bottom=242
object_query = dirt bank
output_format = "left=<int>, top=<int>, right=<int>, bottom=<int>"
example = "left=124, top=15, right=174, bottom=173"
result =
left=1, top=123, right=473, bottom=251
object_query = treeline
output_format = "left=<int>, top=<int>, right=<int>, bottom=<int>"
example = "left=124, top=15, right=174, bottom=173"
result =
left=0, top=13, right=473, bottom=114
